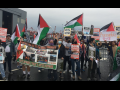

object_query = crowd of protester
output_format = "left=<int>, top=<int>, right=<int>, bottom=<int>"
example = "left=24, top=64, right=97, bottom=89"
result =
left=0, top=32, right=120, bottom=81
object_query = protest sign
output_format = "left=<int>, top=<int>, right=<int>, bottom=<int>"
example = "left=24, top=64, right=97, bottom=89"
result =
left=83, top=27, right=90, bottom=35
left=0, top=52, right=3, bottom=63
left=0, top=27, right=7, bottom=42
left=71, top=44, right=79, bottom=60
left=91, top=28, right=100, bottom=40
left=115, top=26, right=120, bottom=39
left=17, top=41, right=58, bottom=70
left=99, top=31, right=117, bottom=41
left=64, top=28, right=71, bottom=36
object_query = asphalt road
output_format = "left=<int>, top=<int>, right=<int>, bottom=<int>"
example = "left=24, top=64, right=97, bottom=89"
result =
left=0, top=58, right=110, bottom=81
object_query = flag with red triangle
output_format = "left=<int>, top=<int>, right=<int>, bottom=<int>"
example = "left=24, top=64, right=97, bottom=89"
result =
left=74, top=34, right=80, bottom=45
left=33, top=14, right=50, bottom=45
left=118, top=41, right=120, bottom=46
left=100, top=22, right=115, bottom=32
left=64, top=14, right=83, bottom=29
left=16, top=41, right=23, bottom=60
left=11, top=24, right=20, bottom=45
left=20, top=18, right=27, bottom=38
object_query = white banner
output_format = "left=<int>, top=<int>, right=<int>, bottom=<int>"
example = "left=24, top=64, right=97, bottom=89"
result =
left=99, top=31, right=117, bottom=41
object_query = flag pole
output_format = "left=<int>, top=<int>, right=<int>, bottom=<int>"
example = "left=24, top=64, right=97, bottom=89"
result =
left=82, top=13, right=84, bottom=35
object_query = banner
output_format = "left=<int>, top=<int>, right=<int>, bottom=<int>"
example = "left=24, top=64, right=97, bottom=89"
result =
left=64, top=28, right=71, bottom=37
left=115, top=26, right=120, bottom=39
left=99, top=31, right=117, bottom=41
left=0, top=52, right=3, bottom=63
left=17, top=41, right=58, bottom=70
left=0, top=27, right=7, bottom=42
left=91, top=28, right=100, bottom=40
left=71, top=44, right=79, bottom=60
left=83, top=27, right=90, bottom=35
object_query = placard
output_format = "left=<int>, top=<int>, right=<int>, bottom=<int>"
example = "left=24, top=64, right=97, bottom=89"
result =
left=91, top=28, right=100, bottom=40
left=115, top=26, right=120, bottom=39
left=88, top=46, right=96, bottom=59
left=71, top=44, right=79, bottom=60
left=0, top=27, right=7, bottom=42
left=99, top=31, right=117, bottom=41
left=17, top=41, right=58, bottom=70
left=84, top=27, right=90, bottom=35
left=64, top=28, right=71, bottom=36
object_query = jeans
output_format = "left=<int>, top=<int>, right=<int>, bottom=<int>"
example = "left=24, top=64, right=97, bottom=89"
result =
left=88, top=60, right=97, bottom=78
left=0, top=63, right=5, bottom=78
left=71, top=59, right=80, bottom=76
left=4, top=53, right=12, bottom=72
left=81, top=54, right=84, bottom=70
left=48, top=69, right=57, bottom=80
left=63, top=56, right=71, bottom=71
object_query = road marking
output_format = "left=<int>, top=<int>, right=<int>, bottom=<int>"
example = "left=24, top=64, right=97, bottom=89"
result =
left=0, top=80, right=4, bottom=81
left=11, top=69, right=19, bottom=71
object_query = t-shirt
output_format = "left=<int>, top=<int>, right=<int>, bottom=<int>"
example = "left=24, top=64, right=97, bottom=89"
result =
left=65, top=43, right=71, bottom=56
left=5, top=45, right=10, bottom=52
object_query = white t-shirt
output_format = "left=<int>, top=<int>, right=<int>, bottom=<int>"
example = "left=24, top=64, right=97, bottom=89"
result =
left=5, top=45, right=10, bottom=52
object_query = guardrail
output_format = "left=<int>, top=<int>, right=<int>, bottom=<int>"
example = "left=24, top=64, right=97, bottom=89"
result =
left=99, top=47, right=109, bottom=60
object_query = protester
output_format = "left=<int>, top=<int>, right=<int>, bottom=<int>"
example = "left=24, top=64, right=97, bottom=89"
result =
left=47, top=39, right=57, bottom=81
left=69, top=38, right=82, bottom=80
left=86, top=38, right=98, bottom=81
left=0, top=39, right=7, bottom=81
left=38, top=39, right=44, bottom=72
left=4, top=34, right=15, bottom=74
left=22, top=35, right=31, bottom=79
left=80, top=38, right=86, bottom=72
left=63, top=37, right=72, bottom=73
left=104, top=40, right=118, bottom=77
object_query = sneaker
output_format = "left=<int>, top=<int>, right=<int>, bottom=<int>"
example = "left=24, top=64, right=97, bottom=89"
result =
left=63, top=70, right=67, bottom=73
left=22, top=74, right=26, bottom=78
left=3, top=77, right=7, bottom=81
left=87, top=78, right=91, bottom=81
left=38, top=70, right=41, bottom=72
left=72, top=76, right=75, bottom=79
left=93, top=77, right=97, bottom=81
left=69, top=70, right=73, bottom=73
left=78, top=76, right=82, bottom=80
left=27, top=74, right=30, bottom=79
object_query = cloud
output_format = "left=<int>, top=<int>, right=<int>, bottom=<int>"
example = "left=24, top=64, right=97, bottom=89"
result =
left=19, top=8, right=120, bottom=32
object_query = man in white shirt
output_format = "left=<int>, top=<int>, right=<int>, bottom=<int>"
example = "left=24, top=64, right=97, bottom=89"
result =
left=63, top=37, right=72, bottom=73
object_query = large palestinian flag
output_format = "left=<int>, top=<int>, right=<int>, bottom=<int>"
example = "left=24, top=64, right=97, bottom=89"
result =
left=11, top=24, right=20, bottom=45
left=64, top=14, right=83, bottom=29
left=20, top=18, right=27, bottom=38
left=33, top=15, right=50, bottom=45
left=100, top=22, right=115, bottom=32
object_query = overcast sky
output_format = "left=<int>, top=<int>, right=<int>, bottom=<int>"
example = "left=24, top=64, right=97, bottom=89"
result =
left=19, top=8, right=120, bottom=33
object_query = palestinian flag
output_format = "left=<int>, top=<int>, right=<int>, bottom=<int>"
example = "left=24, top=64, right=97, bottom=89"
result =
left=33, top=14, right=50, bottom=45
left=74, top=34, right=80, bottom=45
left=100, top=22, right=115, bottom=32
left=64, top=14, right=83, bottom=29
left=11, top=24, right=20, bottom=45
left=20, top=18, right=27, bottom=38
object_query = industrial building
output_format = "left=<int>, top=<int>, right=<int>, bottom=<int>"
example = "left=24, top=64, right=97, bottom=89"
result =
left=0, top=8, right=27, bottom=35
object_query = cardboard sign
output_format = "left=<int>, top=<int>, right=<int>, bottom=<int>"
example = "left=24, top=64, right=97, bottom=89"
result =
left=71, top=44, right=79, bottom=60
left=115, top=26, right=120, bottom=39
left=64, top=28, right=71, bottom=36
left=84, top=27, right=90, bottom=35
left=99, top=31, right=117, bottom=41
left=91, top=28, right=100, bottom=40
left=0, top=27, right=7, bottom=42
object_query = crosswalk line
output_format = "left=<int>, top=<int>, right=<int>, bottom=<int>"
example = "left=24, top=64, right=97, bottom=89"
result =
left=11, top=69, right=19, bottom=71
